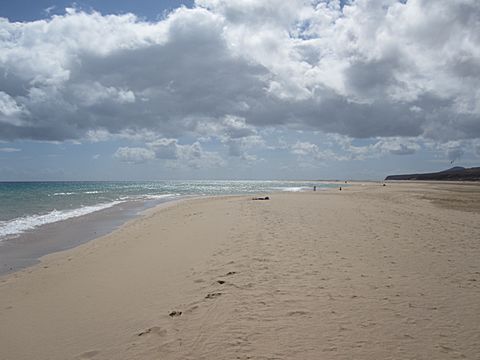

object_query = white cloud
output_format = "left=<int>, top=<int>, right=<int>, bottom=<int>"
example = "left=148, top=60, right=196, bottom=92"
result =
left=44, top=6, right=56, bottom=16
left=0, top=147, right=21, bottom=153
left=221, top=115, right=256, bottom=139
left=71, top=82, right=136, bottom=106
left=174, top=141, right=225, bottom=169
left=85, top=129, right=112, bottom=143
left=372, top=137, right=421, bottom=156
left=290, top=135, right=423, bottom=163
left=291, top=141, right=320, bottom=156
left=291, top=141, right=347, bottom=161
left=195, top=115, right=265, bottom=160
left=0, top=91, right=27, bottom=126
left=0, top=1, right=479, bottom=150
left=115, top=138, right=225, bottom=168
left=114, top=147, right=155, bottom=164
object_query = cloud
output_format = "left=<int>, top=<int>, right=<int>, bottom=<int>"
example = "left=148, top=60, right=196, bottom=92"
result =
left=221, top=118, right=265, bottom=159
left=0, top=91, right=27, bottom=126
left=173, top=141, right=225, bottom=169
left=0, top=7, right=268, bottom=142
left=424, top=138, right=480, bottom=163
left=114, top=147, right=155, bottom=164
left=149, top=138, right=179, bottom=159
left=0, top=147, right=21, bottom=153
left=195, top=115, right=265, bottom=159
left=291, top=141, right=320, bottom=156
left=221, top=115, right=257, bottom=139
left=447, top=147, right=464, bottom=163
left=290, top=135, right=422, bottom=163
left=384, top=144, right=416, bottom=155
left=116, top=138, right=225, bottom=168
left=440, top=141, right=466, bottom=163
left=0, top=0, right=479, bottom=151
left=291, top=141, right=347, bottom=161
left=372, top=137, right=421, bottom=156
left=44, top=6, right=57, bottom=16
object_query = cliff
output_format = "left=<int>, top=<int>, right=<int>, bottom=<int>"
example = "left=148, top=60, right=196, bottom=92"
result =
left=385, top=167, right=480, bottom=181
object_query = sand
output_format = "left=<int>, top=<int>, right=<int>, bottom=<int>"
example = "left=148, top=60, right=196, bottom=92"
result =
left=1, top=183, right=479, bottom=359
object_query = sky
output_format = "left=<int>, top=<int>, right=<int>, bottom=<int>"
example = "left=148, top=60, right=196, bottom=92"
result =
left=0, top=0, right=479, bottom=181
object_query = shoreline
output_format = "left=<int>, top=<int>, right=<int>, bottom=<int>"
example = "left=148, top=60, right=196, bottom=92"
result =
left=1, top=182, right=479, bottom=359
left=0, top=182, right=347, bottom=276
left=0, top=179, right=471, bottom=276
left=0, top=195, right=192, bottom=276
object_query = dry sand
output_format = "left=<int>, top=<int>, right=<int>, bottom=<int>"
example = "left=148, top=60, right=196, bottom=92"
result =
left=1, top=183, right=480, bottom=359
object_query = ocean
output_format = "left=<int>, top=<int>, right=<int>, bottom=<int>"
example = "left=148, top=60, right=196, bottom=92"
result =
left=0, top=180, right=335, bottom=241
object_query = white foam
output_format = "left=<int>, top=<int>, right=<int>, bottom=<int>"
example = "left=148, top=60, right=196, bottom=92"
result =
left=143, top=193, right=179, bottom=200
left=0, top=201, right=123, bottom=239
left=53, top=192, right=76, bottom=196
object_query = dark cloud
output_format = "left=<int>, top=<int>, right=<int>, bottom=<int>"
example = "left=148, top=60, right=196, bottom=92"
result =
left=0, top=0, right=479, bottom=151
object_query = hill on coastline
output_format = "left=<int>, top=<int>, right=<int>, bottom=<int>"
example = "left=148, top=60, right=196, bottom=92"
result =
left=385, top=166, right=480, bottom=181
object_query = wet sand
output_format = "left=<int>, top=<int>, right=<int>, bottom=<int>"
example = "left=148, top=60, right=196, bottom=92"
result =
left=0, top=197, right=186, bottom=275
left=1, top=183, right=479, bottom=359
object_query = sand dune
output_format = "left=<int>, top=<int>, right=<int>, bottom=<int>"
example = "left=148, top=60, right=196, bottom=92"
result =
left=1, top=183, right=480, bottom=359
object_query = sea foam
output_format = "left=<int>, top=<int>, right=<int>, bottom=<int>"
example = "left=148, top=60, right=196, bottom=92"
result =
left=144, top=194, right=180, bottom=200
left=0, top=193, right=180, bottom=240
left=0, top=201, right=123, bottom=239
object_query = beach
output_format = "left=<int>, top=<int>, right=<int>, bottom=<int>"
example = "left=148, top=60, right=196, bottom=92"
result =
left=1, top=182, right=479, bottom=359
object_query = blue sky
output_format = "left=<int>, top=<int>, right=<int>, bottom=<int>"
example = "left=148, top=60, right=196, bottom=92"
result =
left=0, top=0, right=479, bottom=180
left=0, top=1, right=194, bottom=22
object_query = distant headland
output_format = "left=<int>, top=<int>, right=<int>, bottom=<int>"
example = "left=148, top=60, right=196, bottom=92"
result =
left=385, top=166, right=480, bottom=181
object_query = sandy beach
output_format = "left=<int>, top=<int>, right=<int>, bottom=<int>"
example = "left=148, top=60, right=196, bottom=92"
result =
left=1, top=182, right=479, bottom=359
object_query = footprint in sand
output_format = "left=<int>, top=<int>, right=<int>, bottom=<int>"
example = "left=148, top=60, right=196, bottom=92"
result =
left=287, top=310, right=309, bottom=316
left=169, top=311, right=182, bottom=317
left=205, top=292, right=222, bottom=299
left=138, top=326, right=168, bottom=337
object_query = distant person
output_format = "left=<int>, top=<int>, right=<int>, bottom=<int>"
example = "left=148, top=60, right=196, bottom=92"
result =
left=313, top=186, right=316, bottom=191
left=339, top=186, right=342, bottom=191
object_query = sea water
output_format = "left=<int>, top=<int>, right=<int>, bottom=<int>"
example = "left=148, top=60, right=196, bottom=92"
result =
left=0, top=180, right=335, bottom=241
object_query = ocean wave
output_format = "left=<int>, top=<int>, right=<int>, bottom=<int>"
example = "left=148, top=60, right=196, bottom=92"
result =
left=144, top=193, right=180, bottom=200
left=0, top=201, right=124, bottom=239
left=116, top=193, right=179, bottom=201
left=53, top=192, right=77, bottom=196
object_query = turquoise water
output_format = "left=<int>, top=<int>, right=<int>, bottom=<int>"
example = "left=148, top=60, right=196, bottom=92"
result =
left=0, top=180, right=335, bottom=239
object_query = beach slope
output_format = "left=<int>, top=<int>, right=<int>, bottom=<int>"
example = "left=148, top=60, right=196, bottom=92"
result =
left=1, top=184, right=480, bottom=359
